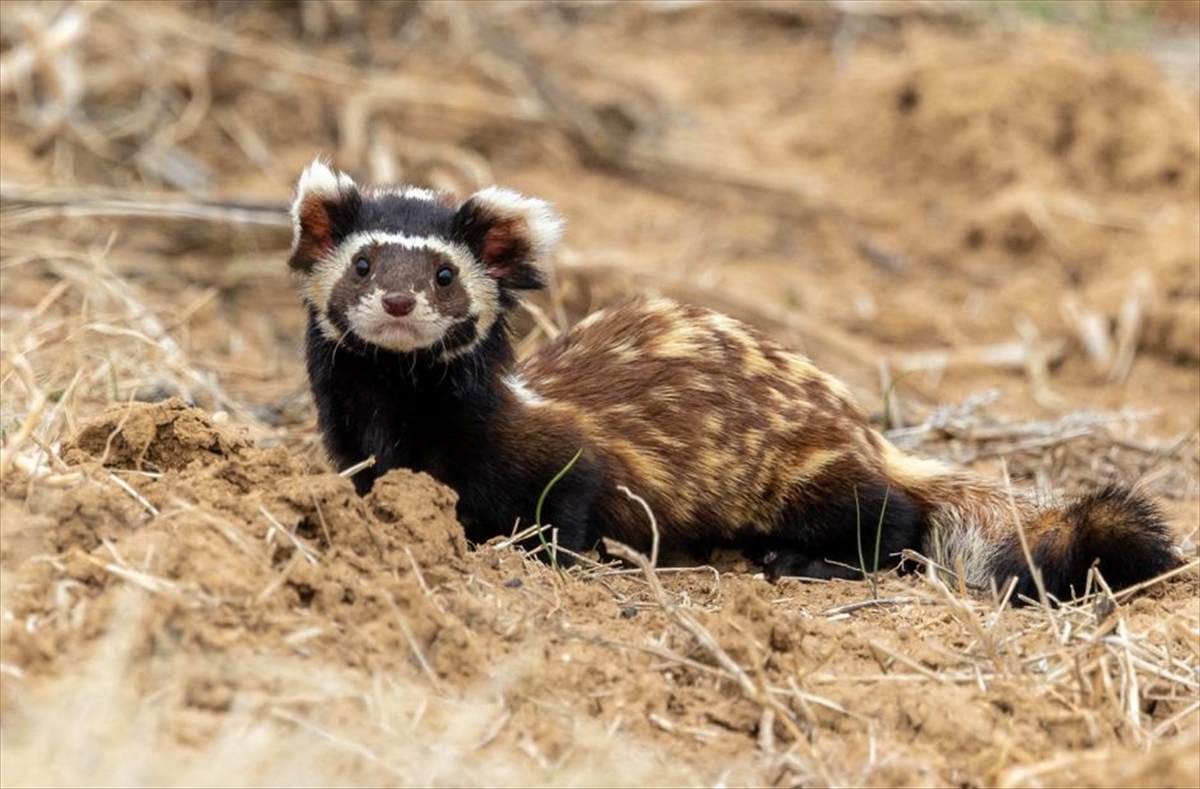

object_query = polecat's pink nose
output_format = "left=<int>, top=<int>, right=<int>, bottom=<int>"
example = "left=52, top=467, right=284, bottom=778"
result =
left=382, top=293, right=415, bottom=317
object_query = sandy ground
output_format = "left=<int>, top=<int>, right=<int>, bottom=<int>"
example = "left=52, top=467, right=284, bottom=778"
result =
left=1, top=2, right=1198, bottom=787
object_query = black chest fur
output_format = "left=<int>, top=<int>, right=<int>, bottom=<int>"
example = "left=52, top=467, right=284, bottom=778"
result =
left=304, top=317, right=485, bottom=488
left=303, top=315, right=598, bottom=547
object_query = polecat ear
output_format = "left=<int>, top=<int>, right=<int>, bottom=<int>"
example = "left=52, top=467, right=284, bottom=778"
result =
left=288, top=160, right=363, bottom=272
left=452, top=187, right=563, bottom=290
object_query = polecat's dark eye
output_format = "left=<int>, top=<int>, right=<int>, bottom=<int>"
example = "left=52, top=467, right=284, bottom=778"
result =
left=435, top=267, right=455, bottom=287
left=354, top=256, right=371, bottom=277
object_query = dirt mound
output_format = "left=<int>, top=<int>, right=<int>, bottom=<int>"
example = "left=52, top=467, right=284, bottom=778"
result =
left=3, top=400, right=477, bottom=691
left=62, top=397, right=253, bottom=471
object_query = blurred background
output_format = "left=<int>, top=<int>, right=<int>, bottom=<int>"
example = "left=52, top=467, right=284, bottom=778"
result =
left=1, top=0, right=1197, bottom=472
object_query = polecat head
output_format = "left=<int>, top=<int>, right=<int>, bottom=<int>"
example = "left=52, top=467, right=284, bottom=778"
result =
left=288, top=159, right=563, bottom=360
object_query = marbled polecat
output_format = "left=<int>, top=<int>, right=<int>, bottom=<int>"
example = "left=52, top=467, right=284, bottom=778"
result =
left=288, top=160, right=1178, bottom=602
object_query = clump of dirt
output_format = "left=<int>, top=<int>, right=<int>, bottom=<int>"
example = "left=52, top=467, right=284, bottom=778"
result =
left=366, top=470, right=469, bottom=569
left=63, top=397, right=252, bottom=471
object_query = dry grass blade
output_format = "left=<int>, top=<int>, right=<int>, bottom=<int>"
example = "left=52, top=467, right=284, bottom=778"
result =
left=824, top=595, right=935, bottom=616
left=1111, top=559, right=1200, bottom=603
left=269, top=708, right=407, bottom=780
left=602, top=538, right=759, bottom=696
left=260, top=504, right=320, bottom=565
left=1109, top=270, right=1153, bottom=384
left=105, top=471, right=158, bottom=517
left=0, top=5, right=95, bottom=93
left=618, top=485, right=659, bottom=568
left=0, top=182, right=290, bottom=227
left=168, top=498, right=264, bottom=562
left=0, top=352, right=49, bottom=479
left=337, top=455, right=376, bottom=479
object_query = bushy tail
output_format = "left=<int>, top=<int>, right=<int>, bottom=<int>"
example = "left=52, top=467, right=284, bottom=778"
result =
left=883, top=446, right=1180, bottom=602
left=981, top=485, right=1179, bottom=601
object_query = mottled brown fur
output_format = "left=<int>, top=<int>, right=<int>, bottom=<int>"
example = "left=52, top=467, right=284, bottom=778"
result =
left=516, top=299, right=883, bottom=545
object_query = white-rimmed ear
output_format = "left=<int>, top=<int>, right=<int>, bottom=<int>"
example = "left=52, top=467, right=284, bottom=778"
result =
left=288, top=159, right=362, bottom=272
left=451, top=187, right=563, bottom=290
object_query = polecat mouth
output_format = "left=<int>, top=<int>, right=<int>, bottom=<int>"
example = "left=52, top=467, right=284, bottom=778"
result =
left=358, top=316, right=445, bottom=352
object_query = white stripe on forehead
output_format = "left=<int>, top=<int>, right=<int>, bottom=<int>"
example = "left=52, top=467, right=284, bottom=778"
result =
left=338, top=230, right=473, bottom=262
